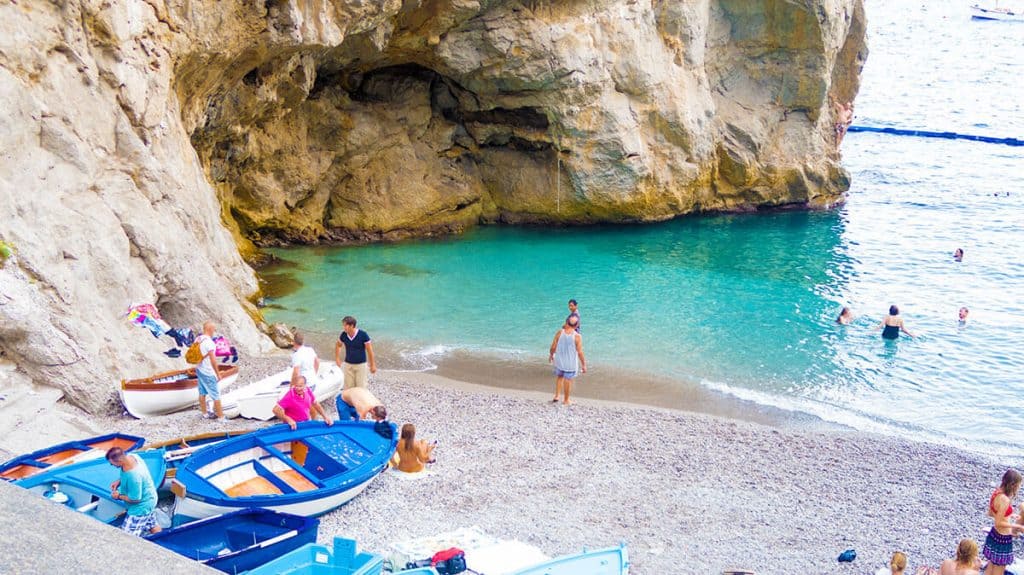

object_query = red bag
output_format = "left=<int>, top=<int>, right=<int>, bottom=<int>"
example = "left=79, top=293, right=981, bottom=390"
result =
left=430, top=548, right=467, bottom=574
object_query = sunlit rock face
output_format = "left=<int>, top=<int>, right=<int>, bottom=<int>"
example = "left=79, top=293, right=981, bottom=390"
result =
left=0, top=0, right=864, bottom=412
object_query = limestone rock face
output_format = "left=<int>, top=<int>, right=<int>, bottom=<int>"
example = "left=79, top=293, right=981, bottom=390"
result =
left=180, top=0, right=867, bottom=243
left=0, top=0, right=865, bottom=413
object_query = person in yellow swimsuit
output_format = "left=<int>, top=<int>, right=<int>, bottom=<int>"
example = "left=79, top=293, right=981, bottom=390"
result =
left=390, top=423, right=435, bottom=474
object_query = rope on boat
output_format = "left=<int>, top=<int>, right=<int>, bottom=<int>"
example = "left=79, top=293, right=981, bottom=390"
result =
left=848, top=125, right=1024, bottom=147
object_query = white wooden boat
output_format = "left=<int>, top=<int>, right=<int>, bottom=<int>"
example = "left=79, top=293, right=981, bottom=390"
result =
left=221, top=364, right=344, bottom=421
left=120, top=366, right=239, bottom=418
left=971, top=2, right=1024, bottom=20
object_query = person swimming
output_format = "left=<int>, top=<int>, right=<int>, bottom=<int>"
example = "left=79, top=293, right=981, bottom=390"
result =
left=959, top=307, right=969, bottom=324
left=836, top=307, right=854, bottom=325
left=954, top=248, right=964, bottom=262
left=879, top=305, right=914, bottom=339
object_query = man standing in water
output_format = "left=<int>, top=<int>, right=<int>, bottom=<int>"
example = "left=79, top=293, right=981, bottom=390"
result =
left=335, top=316, right=376, bottom=389
left=549, top=315, right=586, bottom=405
left=568, top=299, right=581, bottom=333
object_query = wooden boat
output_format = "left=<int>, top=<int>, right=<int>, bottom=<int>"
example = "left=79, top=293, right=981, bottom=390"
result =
left=170, top=420, right=397, bottom=525
left=120, top=365, right=239, bottom=418
left=509, top=544, right=630, bottom=575
left=0, top=433, right=144, bottom=481
left=146, top=508, right=319, bottom=573
left=971, top=2, right=1024, bottom=20
left=245, top=536, right=384, bottom=575
left=144, top=430, right=253, bottom=485
left=221, top=364, right=343, bottom=421
left=14, top=449, right=166, bottom=525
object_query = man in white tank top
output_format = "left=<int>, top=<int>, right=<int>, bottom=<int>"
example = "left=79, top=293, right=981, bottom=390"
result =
left=548, top=315, right=586, bottom=405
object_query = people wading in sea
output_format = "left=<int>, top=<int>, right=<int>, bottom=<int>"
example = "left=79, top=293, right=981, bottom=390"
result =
left=335, top=316, right=376, bottom=390
left=954, top=248, right=964, bottom=262
left=982, top=469, right=1023, bottom=575
left=568, top=298, right=581, bottom=333
left=549, top=315, right=586, bottom=405
left=959, top=307, right=970, bottom=325
left=879, top=305, right=914, bottom=340
left=836, top=306, right=854, bottom=325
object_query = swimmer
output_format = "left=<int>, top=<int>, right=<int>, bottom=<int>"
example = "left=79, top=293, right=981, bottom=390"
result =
left=959, top=307, right=969, bottom=324
left=954, top=248, right=964, bottom=262
left=879, top=305, right=914, bottom=340
left=836, top=306, right=854, bottom=325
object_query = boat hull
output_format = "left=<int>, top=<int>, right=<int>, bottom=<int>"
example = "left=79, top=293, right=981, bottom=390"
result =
left=120, top=366, right=239, bottom=418
left=0, top=433, right=144, bottom=481
left=244, top=536, right=385, bottom=575
left=510, top=544, right=630, bottom=575
left=971, top=4, right=1024, bottom=20
left=171, top=421, right=397, bottom=525
left=222, top=364, right=343, bottom=420
left=146, top=431, right=254, bottom=487
left=147, top=508, right=318, bottom=573
left=14, top=449, right=167, bottom=525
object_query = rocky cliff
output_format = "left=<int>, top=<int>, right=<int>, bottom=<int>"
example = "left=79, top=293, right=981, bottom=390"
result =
left=0, top=0, right=865, bottom=414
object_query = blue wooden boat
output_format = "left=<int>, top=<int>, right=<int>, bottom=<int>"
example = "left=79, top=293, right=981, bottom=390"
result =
left=146, top=508, right=318, bottom=573
left=144, top=430, right=254, bottom=487
left=14, top=448, right=166, bottom=525
left=245, top=536, right=384, bottom=575
left=510, top=544, right=630, bottom=575
left=170, top=421, right=397, bottom=525
left=0, top=433, right=144, bottom=481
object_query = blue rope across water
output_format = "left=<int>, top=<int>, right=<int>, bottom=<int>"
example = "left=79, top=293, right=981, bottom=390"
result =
left=847, top=125, right=1024, bottom=147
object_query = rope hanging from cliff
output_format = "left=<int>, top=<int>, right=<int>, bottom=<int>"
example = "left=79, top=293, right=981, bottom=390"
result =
left=556, top=137, right=561, bottom=214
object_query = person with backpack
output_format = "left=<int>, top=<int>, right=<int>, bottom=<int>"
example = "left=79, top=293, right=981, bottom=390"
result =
left=188, top=321, right=224, bottom=419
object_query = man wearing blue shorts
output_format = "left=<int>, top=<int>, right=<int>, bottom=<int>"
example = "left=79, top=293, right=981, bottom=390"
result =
left=548, top=315, right=586, bottom=405
left=196, top=321, right=223, bottom=419
left=107, top=447, right=160, bottom=537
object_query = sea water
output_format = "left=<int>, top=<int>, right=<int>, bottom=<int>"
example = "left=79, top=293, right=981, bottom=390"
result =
left=261, top=0, right=1024, bottom=460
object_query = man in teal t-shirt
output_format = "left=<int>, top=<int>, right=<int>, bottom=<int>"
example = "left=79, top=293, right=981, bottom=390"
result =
left=106, top=447, right=161, bottom=536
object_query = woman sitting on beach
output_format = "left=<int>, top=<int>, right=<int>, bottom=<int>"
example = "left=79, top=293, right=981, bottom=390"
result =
left=982, top=469, right=1024, bottom=575
left=879, top=305, right=914, bottom=339
left=390, top=423, right=435, bottom=474
left=886, top=551, right=907, bottom=575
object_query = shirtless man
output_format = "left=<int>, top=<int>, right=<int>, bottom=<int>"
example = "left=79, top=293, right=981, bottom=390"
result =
left=338, top=387, right=388, bottom=421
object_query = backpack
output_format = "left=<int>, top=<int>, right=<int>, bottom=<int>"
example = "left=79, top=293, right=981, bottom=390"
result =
left=431, top=548, right=467, bottom=575
left=185, top=338, right=204, bottom=364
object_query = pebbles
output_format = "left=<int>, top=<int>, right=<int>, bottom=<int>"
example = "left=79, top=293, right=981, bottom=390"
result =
left=89, top=362, right=1011, bottom=573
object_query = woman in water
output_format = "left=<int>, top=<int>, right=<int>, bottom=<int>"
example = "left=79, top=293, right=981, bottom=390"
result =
left=391, top=423, right=435, bottom=474
left=982, top=469, right=1024, bottom=575
left=836, top=307, right=854, bottom=325
left=878, top=305, right=914, bottom=339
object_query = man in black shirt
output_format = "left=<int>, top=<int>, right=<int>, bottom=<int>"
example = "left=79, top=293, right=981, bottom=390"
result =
left=334, top=316, right=377, bottom=389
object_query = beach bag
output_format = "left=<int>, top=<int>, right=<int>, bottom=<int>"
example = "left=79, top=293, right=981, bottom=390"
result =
left=431, top=548, right=467, bottom=575
left=184, top=339, right=203, bottom=364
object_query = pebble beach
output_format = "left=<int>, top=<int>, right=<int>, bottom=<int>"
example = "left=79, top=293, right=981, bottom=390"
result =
left=2, top=355, right=1011, bottom=574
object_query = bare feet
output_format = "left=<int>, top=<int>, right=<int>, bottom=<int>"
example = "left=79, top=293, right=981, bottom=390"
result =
left=562, top=400, right=572, bottom=405
left=551, top=397, right=559, bottom=403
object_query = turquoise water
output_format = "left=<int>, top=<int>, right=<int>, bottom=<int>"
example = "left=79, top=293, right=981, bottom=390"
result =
left=262, top=0, right=1024, bottom=460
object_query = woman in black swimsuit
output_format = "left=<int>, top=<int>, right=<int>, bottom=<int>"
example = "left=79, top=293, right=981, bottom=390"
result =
left=879, top=305, right=914, bottom=339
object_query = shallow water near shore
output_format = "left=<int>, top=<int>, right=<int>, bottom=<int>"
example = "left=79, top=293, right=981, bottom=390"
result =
left=262, top=0, right=1024, bottom=462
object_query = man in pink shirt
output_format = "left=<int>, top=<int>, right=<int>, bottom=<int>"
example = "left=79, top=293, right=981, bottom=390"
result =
left=272, top=375, right=333, bottom=430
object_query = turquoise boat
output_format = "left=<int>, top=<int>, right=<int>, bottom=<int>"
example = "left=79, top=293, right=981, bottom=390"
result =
left=510, top=544, right=629, bottom=575
left=13, top=448, right=166, bottom=526
left=244, top=536, right=384, bottom=575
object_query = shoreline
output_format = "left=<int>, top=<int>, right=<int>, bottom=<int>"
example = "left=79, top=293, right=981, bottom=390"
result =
left=0, top=355, right=1015, bottom=572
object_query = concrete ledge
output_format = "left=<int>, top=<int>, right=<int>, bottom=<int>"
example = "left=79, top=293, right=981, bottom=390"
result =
left=0, top=481, right=213, bottom=574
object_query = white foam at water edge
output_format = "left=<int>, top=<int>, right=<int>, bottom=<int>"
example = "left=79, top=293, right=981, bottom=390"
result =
left=698, top=378, right=1023, bottom=465
left=392, top=344, right=456, bottom=372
